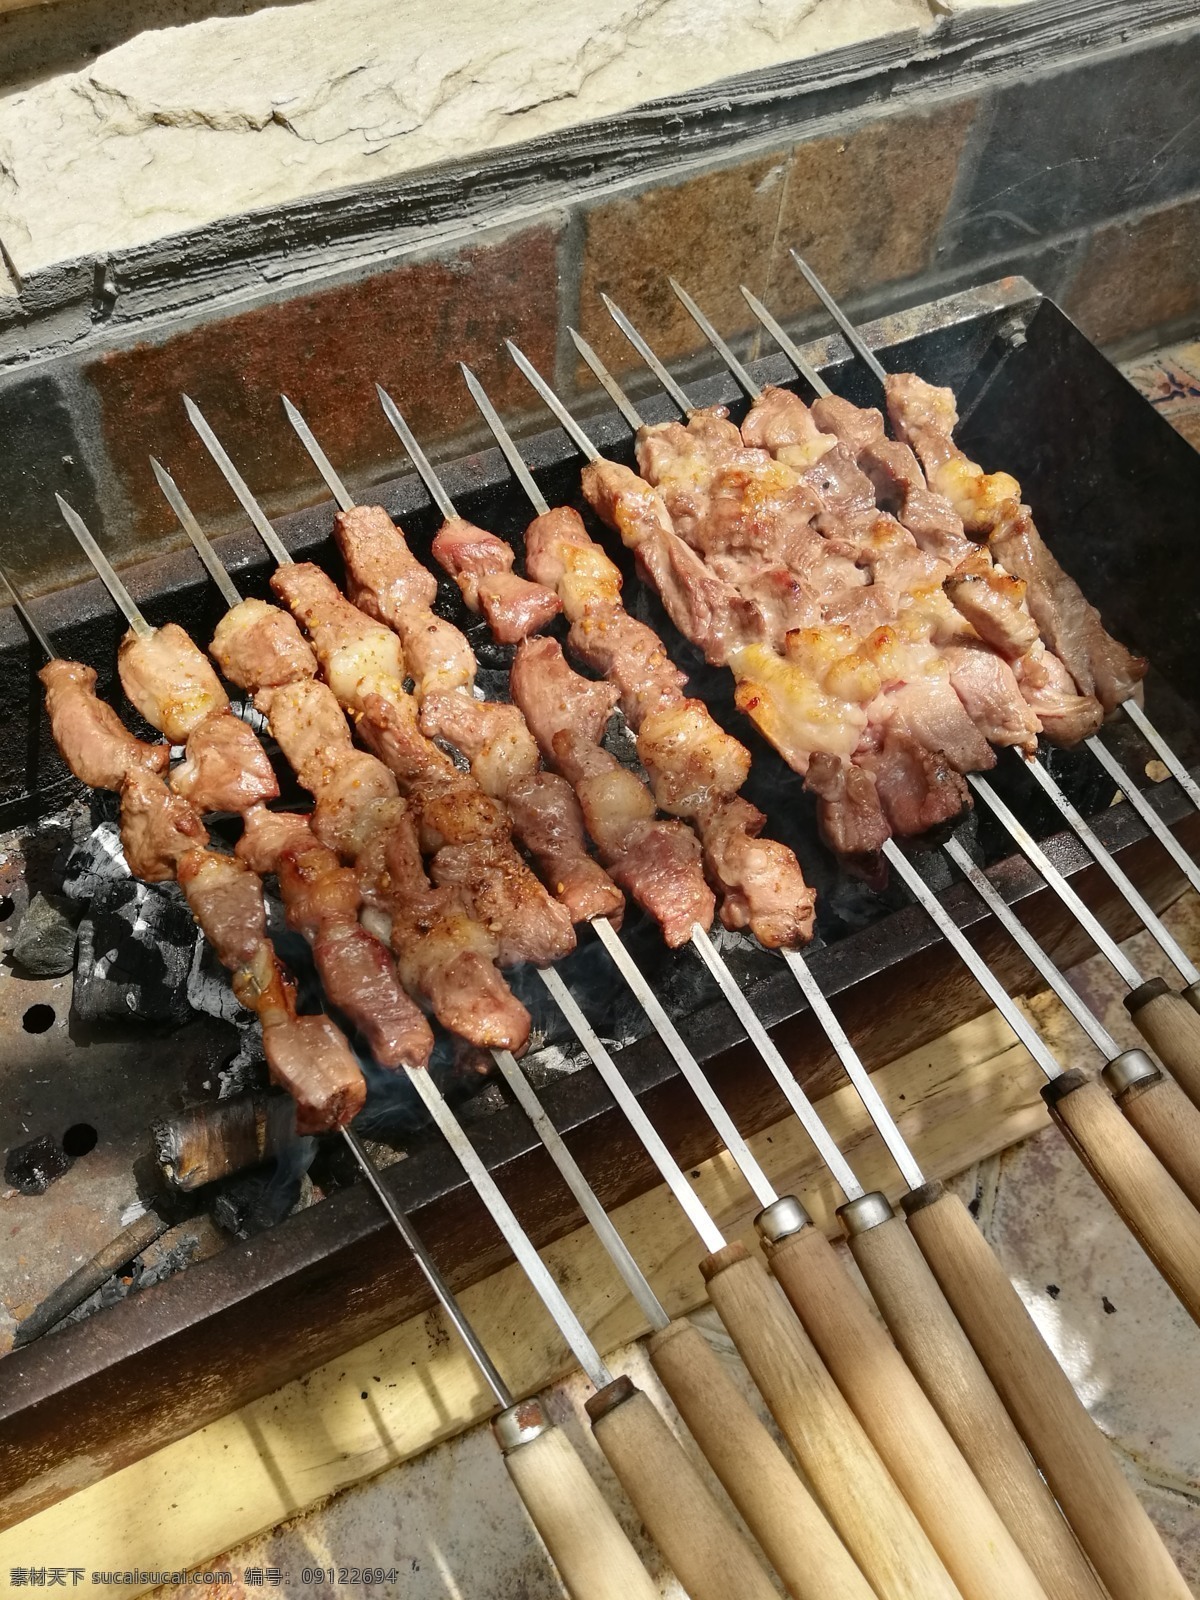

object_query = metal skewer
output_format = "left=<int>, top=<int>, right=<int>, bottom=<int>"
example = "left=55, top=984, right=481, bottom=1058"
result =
left=656, top=273, right=1199, bottom=1600
left=9, top=553, right=658, bottom=1600
left=167, top=428, right=800, bottom=1600
left=469, top=357, right=1093, bottom=1600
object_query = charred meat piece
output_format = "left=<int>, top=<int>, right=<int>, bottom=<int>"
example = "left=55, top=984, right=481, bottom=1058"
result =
left=261, top=1013, right=366, bottom=1134
left=120, top=769, right=210, bottom=881
left=803, top=752, right=889, bottom=867
left=40, top=659, right=170, bottom=791
left=433, top=516, right=562, bottom=641
left=170, top=706, right=280, bottom=814
left=210, top=597, right=318, bottom=691
left=118, top=622, right=228, bottom=744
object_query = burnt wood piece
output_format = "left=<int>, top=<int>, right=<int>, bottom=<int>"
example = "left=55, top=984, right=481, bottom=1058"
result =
left=2, top=286, right=1199, bottom=1524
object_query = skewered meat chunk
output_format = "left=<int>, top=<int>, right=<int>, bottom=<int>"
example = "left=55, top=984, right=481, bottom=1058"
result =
left=259, top=1012, right=366, bottom=1134
left=944, top=562, right=1040, bottom=661
left=740, top=385, right=837, bottom=469
left=272, top=563, right=406, bottom=711
left=512, top=637, right=713, bottom=946
left=335, top=504, right=439, bottom=618
left=523, top=505, right=625, bottom=614
left=417, top=691, right=540, bottom=798
left=859, top=716, right=970, bottom=836
left=235, top=805, right=315, bottom=872
left=120, top=768, right=210, bottom=881
left=1013, top=645, right=1103, bottom=745
left=210, top=597, right=318, bottom=690
left=39, top=659, right=169, bottom=790
left=505, top=772, right=625, bottom=927
left=176, top=845, right=268, bottom=971
left=357, top=797, right=531, bottom=1051
left=433, top=517, right=562, bottom=641
left=885, top=373, right=1020, bottom=536
left=582, top=457, right=769, bottom=662
left=169, top=706, right=280, bottom=814
left=989, top=505, right=1147, bottom=712
left=238, top=805, right=434, bottom=1069
left=118, top=622, right=227, bottom=743
left=804, top=752, right=889, bottom=862
left=693, top=793, right=815, bottom=947
left=943, top=644, right=1042, bottom=754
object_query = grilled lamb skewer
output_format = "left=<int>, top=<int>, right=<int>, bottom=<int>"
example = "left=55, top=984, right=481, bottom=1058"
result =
left=220, top=539, right=574, bottom=970
left=56, top=500, right=436, bottom=1073
left=304, top=486, right=625, bottom=932
left=39, top=656, right=365, bottom=1131
left=147, top=467, right=534, bottom=1053
left=303, top=395, right=755, bottom=946
left=183, top=393, right=575, bottom=975
left=455, top=366, right=816, bottom=947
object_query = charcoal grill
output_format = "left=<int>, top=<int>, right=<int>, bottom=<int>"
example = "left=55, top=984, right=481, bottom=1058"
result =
left=1, top=274, right=1198, bottom=1533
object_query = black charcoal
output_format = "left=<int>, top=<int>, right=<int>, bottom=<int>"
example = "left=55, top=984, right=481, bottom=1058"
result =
left=11, top=891, right=77, bottom=977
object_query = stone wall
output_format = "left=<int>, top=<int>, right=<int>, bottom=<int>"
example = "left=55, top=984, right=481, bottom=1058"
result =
left=1, top=0, right=1198, bottom=594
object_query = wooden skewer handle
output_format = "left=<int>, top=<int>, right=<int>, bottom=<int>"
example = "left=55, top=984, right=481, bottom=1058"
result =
left=762, top=1215, right=1047, bottom=1600
left=1127, top=978, right=1200, bottom=1107
left=586, top=1376, right=780, bottom=1600
left=700, top=1241, right=963, bottom=1600
left=842, top=1198, right=1106, bottom=1600
left=1045, top=1068, right=1200, bottom=1324
left=904, top=1181, right=1193, bottom=1600
left=1107, top=1059, right=1200, bottom=1210
left=499, top=1406, right=661, bottom=1600
left=647, top=1317, right=876, bottom=1600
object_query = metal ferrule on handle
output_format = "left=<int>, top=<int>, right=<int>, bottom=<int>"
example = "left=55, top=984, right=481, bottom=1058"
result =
left=497, top=1400, right=662, bottom=1600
